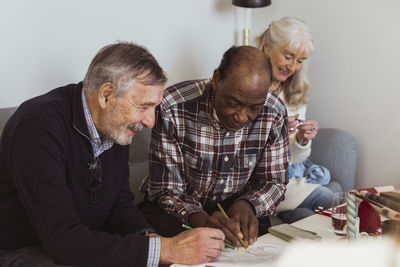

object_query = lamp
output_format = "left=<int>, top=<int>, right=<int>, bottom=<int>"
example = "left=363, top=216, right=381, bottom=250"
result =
left=232, top=0, right=271, bottom=45
left=232, top=0, right=271, bottom=8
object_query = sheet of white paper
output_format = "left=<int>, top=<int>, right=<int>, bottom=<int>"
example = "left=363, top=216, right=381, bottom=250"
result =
left=171, top=242, right=285, bottom=267
left=209, top=242, right=285, bottom=267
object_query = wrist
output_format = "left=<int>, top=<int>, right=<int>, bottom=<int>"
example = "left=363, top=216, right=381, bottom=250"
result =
left=159, top=237, right=173, bottom=265
left=231, top=199, right=256, bottom=215
left=296, top=132, right=309, bottom=146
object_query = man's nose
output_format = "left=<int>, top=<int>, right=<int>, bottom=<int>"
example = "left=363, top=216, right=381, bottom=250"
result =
left=235, top=108, right=249, bottom=124
left=142, top=109, right=156, bottom=129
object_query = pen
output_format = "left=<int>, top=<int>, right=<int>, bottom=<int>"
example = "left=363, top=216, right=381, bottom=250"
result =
left=296, top=118, right=304, bottom=124
left=181, top=224, right=236, bottom=250
left=217, top=203, right=248, bottom=250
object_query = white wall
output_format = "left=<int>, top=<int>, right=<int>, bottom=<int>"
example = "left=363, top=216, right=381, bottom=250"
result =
left=252, top=0, right=400, bottom=188
left=1, top=0, right=399, bottom=189
left=0, top=0, right=234, bottom=107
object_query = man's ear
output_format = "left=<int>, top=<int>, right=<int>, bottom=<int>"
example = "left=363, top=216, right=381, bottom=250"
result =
left=98, top=82, right=115, bottom=109
left=211, top=69, right=221, bottom=93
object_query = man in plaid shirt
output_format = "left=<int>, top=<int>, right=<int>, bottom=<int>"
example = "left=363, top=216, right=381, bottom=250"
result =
left=140, top=46, right=289, bottom=247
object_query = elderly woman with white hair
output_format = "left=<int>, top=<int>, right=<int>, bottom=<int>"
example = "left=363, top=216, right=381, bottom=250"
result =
left=258, top=17, right=334, bottom=223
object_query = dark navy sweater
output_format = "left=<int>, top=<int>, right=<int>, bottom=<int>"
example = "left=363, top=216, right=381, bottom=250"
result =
left=0, top=83, right=152, bottom=266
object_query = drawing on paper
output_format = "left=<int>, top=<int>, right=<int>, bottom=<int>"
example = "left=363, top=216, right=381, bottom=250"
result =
left=213, top=242, right=285, bottom=266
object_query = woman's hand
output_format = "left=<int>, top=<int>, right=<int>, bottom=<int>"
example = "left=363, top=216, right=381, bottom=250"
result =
left=288, top=114, right=299, bottom=136
left=296, top=119, right=319, bottom=145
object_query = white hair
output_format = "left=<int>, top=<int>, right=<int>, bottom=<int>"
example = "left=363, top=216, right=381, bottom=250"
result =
left=256, top=17, right=314, bottom=107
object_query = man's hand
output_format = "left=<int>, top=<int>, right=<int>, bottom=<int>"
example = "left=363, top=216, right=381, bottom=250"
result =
left=159, top=227, right=225, bottom=265
left=189, top=212, right=243, bottom=247
left=228, top=200, right=258, bottom=246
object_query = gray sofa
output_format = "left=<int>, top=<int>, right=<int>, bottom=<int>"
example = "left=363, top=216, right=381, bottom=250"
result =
left=0, top=106, right=358, bottom=211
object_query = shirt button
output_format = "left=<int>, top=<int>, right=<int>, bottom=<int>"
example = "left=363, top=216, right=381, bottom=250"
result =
left=212, top=196, right=217, bottom=200
left=225, top=132, right=230, bottom=137
left=181, top=211, right=186, bottom=216
left=224, top=156, right=229, bottom=162
left=249, top=161, right=253, bottom=166
left=219, top=179, right=224, bottom=184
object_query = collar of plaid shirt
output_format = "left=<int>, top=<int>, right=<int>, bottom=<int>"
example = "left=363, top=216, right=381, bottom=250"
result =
left=199, top=83, right=224, bottom=130
left=81, top=90, right=113, bottom=158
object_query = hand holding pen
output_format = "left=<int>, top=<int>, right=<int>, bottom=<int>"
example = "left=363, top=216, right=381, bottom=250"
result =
left=217, top=204, right=249, bottom=250
left=188, top=210, right=245, bottom=248
left=288, top=114, right=319, bottom=145
left=188, top=201, right=257, bottom=248
left=287, top=114, right=300, bottom=136
left=182, top=224, right=236, bottom=250
left=296, top=118, right=319, bottom=145
left=218, top=201, right=259, bottom=248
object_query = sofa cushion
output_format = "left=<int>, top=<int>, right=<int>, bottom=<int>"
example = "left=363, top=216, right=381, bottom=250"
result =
left=309, top=128, right=357, bottom=192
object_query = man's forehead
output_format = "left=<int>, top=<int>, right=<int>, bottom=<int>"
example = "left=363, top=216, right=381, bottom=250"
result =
left=129, top=82, right=164, bottom=104
left=223, top=69, right=268, bottom=89
left=222, top=79, right=268, bottom=103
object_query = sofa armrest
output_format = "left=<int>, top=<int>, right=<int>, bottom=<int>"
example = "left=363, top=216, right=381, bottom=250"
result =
left=309, top=128, right=357, bottom=192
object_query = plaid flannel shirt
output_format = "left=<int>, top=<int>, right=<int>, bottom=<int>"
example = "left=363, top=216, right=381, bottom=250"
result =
left=141, top=79, right=289, bottom=224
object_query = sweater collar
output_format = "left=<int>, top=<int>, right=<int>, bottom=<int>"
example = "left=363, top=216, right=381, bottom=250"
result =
left=72, top=82, right=92, bottom=141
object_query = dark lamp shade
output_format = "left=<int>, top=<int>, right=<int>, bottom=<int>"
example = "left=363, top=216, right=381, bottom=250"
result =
left=232, top=0, right=271, bottom=8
